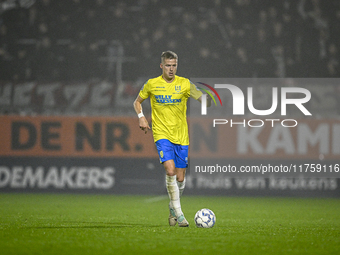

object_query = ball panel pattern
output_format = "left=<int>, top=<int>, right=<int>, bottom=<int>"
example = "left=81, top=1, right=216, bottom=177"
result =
left=194, top=208, right=216, bottom=228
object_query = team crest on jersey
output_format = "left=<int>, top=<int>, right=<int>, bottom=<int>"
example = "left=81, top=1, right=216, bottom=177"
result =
left=175, top=85, right=181, bottom=92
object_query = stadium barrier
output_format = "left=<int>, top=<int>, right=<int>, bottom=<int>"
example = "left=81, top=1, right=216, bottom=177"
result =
left=0, top=116, right=339, bottom=197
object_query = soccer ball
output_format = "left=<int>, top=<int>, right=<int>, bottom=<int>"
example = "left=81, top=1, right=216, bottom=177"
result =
left=194, top=208, right=216, bottom=228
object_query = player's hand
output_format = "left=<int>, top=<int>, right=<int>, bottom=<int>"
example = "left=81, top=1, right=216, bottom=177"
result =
left=139, top=116, right=151, bottom=134
left=208, top=91, right=215, bottom=99
left=207, top=92, right=215, bottom=107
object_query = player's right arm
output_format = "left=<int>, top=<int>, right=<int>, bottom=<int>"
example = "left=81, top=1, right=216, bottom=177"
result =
left=133, top=95, right=151, bottom=134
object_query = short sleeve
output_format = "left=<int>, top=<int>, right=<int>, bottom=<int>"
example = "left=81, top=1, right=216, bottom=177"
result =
left=189, top=81, right=203, bottom=100
left=139, top=80, right=150, bottom=99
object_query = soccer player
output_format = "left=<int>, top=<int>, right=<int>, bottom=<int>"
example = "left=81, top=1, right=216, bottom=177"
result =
left=133, top=51, right=212, bottom=227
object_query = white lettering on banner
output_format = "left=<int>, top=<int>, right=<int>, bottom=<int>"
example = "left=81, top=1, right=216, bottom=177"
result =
left=185, top=175, right=337, bottom=191
left=61, top=167, right=75, bottom=186
left=0, top=166, right=115, bottom=189
left=266, top=126, right=295, bottom=154
left=237, top=126, right=264, bottom=154
left=234, top=178, right=266, bottom=189
left=36, top=83, right=60, bottom=106
left=1, top=82, right=115, bottom=113
left=269, top=177, right=337, bottom=190
left=196, top=176, right=232, bottom=189
left=13, top=83, right=35, bottom=106
left=63, top=85, right=89, bottom=108
left=90, top=81, right=112, bottom=107
left=298, top=124, right=329, bottom=154
left=237, top=123, right=340, bottom=156
left=23, top=166, right=44, bottom=187
left=41, top=167, right=60, bottom=188
left=0, top=84, right=11, bottom=105
left=11, top=166, right=24, bottom=188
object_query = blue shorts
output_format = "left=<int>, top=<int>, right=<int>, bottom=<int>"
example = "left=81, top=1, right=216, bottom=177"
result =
left=155, top=139, right=188, bottom=168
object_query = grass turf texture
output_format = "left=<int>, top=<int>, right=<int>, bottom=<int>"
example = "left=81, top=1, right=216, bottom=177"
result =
left=0, top=194, right=339, bottom=255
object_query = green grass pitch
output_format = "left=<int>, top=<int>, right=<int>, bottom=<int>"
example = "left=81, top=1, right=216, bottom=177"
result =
left=0, top=194, right=339, bottom=255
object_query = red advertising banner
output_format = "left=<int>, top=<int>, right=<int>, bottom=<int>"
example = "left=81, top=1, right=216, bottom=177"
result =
left=0, top=116, right=157, bottom=158
left=189, top=118, right=340, bottom=160
left=0, top=116, right=339, bottom=160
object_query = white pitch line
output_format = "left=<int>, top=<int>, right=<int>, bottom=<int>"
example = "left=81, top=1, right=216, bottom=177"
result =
left=144, top=195, right=168, bottom=203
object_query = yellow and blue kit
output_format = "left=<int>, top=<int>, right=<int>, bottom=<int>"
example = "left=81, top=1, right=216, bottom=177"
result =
left=139, top=75, right=202, bottom=146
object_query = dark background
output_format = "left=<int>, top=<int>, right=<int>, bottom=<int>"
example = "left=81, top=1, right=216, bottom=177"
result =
left=1, top=0, right=339, bottom=83
left=0, top=0, right=339, bottom=196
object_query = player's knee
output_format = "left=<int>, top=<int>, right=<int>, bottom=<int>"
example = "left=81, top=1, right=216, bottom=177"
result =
left=164, top=165, right=176, bottom=176
left=163, top=160, right=176, bottom=176
left=176, top=175, right=185, bottom=182
left=166, top=170, right=176, bottom=176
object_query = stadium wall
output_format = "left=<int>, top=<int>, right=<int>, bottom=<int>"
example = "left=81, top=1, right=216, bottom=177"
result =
left=0, top=116, right=339, bottom=197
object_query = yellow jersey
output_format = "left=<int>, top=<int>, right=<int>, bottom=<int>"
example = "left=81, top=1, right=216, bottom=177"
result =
left=139, top=75, right=203, bottom=145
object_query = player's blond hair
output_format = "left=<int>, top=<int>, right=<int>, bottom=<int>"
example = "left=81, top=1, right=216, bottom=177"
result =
left=161, top=51, right=178, bottom=63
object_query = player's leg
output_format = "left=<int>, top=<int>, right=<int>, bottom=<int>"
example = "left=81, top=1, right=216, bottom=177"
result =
left=166, top=166, right=188, bottom=226
left=155, top=139, right=187, bottom=226
left=176, top=167, right=186, bottom=197
left=168, top=168, right=186, bottom=225
left=171, top=144, right=189, bottom=227
left=163, top=160, right=185, bottom=221
left=174, top=144, right=188, bottom=198
left=167, top=168, right=186, bottom=224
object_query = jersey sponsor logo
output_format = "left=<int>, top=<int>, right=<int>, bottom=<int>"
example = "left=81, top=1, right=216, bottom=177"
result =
left=155, top=95, right=181, bottom=104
